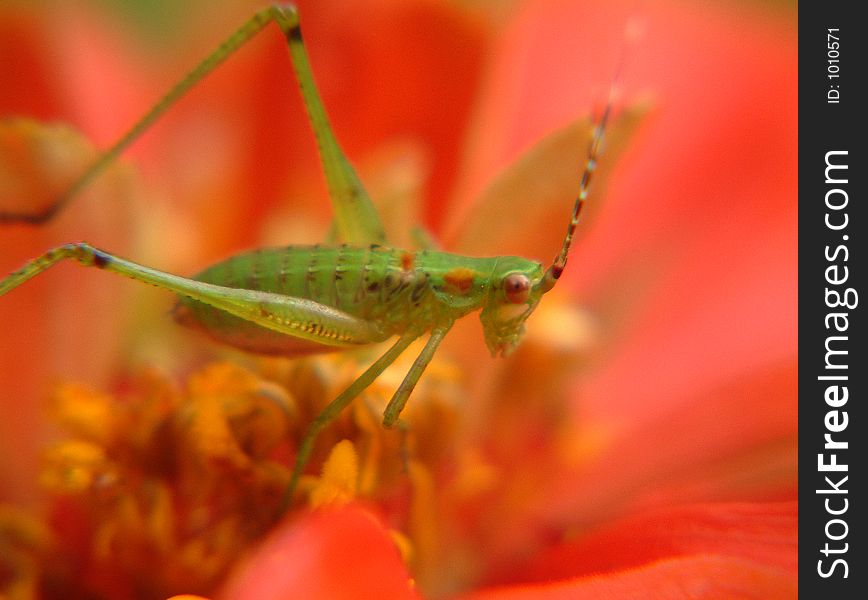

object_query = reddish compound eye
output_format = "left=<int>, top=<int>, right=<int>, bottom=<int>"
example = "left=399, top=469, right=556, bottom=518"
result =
left=503, top=273, right=530, bottom=304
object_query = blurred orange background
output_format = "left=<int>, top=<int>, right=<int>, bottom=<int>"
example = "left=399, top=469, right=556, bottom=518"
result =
left=0, top=0, right=796, bottom=596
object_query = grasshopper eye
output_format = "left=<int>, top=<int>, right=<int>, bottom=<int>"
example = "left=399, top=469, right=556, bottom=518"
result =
left=503, top=273, right=530, bottom=304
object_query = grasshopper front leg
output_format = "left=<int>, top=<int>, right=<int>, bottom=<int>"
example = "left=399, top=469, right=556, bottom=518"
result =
left=283, top=323, right=453, bottom=509
left=382, top=325, right=451, bottom=427
left=282, top=329, right=421, bottom=509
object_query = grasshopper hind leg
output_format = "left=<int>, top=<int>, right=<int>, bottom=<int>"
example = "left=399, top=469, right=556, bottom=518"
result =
left=1, top=242, right=387, bottom=347
left=0, top=5, right=385, bottom=244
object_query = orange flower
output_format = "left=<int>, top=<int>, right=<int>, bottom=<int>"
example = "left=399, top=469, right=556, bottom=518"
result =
left=1, top=0, right=796, bottom=598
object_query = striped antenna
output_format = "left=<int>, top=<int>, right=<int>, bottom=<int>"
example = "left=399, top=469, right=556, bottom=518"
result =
left=541, top=19, right=637, bottom=292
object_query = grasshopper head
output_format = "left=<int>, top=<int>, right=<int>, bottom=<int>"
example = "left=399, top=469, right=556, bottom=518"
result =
left=480, top=257, right=547, bottom=357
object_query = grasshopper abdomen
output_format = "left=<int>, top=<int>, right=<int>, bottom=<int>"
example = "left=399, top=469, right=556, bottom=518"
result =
left=175, top=244, right=499, bottom=355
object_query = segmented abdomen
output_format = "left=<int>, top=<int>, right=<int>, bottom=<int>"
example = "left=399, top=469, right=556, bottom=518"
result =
left=175, top=244, right=452, bottom=354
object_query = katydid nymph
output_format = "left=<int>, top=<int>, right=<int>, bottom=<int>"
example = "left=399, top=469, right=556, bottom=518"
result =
left=0, top=5, right=620, bottom=509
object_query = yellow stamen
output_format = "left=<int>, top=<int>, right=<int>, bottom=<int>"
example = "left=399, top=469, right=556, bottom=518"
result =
left=308, top=439, right=359, bottom=508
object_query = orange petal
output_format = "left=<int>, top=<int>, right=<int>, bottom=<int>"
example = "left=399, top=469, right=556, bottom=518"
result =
left=463, top=555, right=795, bottom=600
left=492, top=501, right=796, bottom=586
left=447, top=106, right=647, bottom=258
left=541, top=361, right=797, bottom=531
left=220, top=505, right=419, bottom=600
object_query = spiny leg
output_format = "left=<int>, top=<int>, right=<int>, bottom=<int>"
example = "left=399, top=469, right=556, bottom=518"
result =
left=382, top=326, right=452, bottom=478
left=282, top=330, right=422, bottom=510
left=0, top=243, right=388, bottom=347
left=0, top=5, right=385, bottom=245
left=382, top=325, right=451, bottom=428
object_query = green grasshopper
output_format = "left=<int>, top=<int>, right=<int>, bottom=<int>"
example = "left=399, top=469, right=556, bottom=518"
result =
left=0, top=5, right=617, bottom=507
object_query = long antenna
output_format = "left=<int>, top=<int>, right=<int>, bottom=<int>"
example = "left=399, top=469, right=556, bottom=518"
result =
left=541, top=19, right=636, bottom=292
